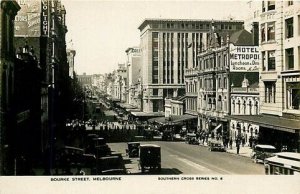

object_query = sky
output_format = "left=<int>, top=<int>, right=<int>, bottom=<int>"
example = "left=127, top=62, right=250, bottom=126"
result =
left=62, top=0, right=249, bottom=75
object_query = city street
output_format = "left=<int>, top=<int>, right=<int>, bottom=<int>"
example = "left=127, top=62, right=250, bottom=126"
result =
left=109, top=141, right=265, bottom=175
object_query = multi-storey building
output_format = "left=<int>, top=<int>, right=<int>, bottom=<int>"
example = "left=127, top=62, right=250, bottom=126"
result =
left=229, top=76, right=260, bottom=145
left=67, top=49, right=76, bottom=79
left=138, top=19, right=244, bottom=113
left=125, top=47, right=141, bottom=108
left=78, top=73, right=92, bottom=86
left=197, top=25, right=259, bottom=139
left=0, top=0, right=20, bottom=175
left=14, top=0, right=69, bottom=173
left=229, top=1, right=300, bottom=152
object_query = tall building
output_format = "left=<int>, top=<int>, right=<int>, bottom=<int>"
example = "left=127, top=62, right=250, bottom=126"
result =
left=138, top=19, right=244, bottom=113
left=14, top=0, right=69, bottom=173
left=230, top=1, right=300, bottom=152
left=0, top=0, right=21, bottom=175
left=67, top=49, right=76, bottom=79
left=125, top=47, right=141, bottom=107
left=197, top=25, right=259, bottom=141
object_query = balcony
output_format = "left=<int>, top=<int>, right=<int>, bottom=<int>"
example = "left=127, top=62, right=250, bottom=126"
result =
left=185, top=68, right=199, bottom=76
left=231, top=87, right=259, bottom=93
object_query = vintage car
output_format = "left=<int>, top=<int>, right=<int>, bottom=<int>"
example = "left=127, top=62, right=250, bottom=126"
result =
left=251, top=144, right=277, bottom=163
left=139, top=144, right=161, bottom=173
left=96, top=155, right=127, bottom=175
left=208, top=141, right=226, bottom=152
left=185, top=133, right=199, bottom=145
left=126, top=142, right=140, bottom=158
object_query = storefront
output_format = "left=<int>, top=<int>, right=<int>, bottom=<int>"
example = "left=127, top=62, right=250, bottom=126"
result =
left=226, top=115, right=300, bottom=152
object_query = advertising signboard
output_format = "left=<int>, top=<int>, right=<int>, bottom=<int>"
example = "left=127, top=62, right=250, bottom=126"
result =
left=229, top=44, right=259, bottom=72
left=15, top=0, right=41, bottom=37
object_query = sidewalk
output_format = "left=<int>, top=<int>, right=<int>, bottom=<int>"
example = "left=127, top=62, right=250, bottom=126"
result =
left=198, top=141, right=253, bottom=158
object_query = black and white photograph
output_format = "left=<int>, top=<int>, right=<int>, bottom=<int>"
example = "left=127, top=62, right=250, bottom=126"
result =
left=0, top=0, right=299, bottom=193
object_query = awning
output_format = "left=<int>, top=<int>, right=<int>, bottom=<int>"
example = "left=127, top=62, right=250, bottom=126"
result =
left=225, top=115, right=300, bottom=133
left=117, top=103, right=137, bottom=109
left=148, top=114, right=197, bottom=125
left=104, top=110, right=117, bottom=117
left=213, top=124, right=222, bottom=131
left=130, top=111, right=164, bottom=117
left=172, top=114, right=197, bottom=124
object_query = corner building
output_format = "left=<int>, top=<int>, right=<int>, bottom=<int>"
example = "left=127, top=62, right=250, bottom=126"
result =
left=138, top=19, right=244, bottom=113
left=231, top=1, right=300, bottom=152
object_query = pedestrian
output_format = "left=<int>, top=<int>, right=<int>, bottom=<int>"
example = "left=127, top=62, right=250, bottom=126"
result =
left=229, top=138, right=233, bottom=149
left=236, top=139, right=240, bottom=154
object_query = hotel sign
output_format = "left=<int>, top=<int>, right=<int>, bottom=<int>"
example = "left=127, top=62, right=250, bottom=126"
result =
left=229, top=44, right=259, bottom=72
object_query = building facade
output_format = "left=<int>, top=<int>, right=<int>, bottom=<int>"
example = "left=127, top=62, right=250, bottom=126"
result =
left=228, top=1, right=300, bottom=152
left=125, top=47, right=141, bottom=108
left=67, top=49, right=76, bottom=79
left=138, top=19, right=244, bottom=113
left=197, top=25, right=259, bottom=140
left=0, top=0, right=20, bottom=175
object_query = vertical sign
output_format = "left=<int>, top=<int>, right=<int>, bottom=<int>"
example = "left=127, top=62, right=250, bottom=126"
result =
left=41, top=0, right=49, bottom=37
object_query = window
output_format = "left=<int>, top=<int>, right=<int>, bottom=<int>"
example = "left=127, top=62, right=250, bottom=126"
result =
left=153, top=89, right=158, bottom=96
left=287, top=1, right=293, bottom=6
left=286, top=18, right=293, bottom=38
left=264, top=81, right=276, bottom=103
left=262, top=1, right=265, bottom=12
left=267, top=22, right=275, bottom=41
left=267, top=1, right=275, bottom=10
left=262, top=51, right=266, bottom=71
left=291, top=88, right=300, bottom=110
left=261, top=24, right=265, bottom=42
left=224, top=77, right=227, bottom=89
left=286, top=48, right=294, bottom=70
left=268, top=51, right=276, bottom=70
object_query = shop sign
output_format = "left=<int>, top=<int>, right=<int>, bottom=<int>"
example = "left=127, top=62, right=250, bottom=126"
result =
left=41, top=0, right=49, bottom=37
left=229, top=44, right=260, bottom=72
left=15, top=0, right=41, bottom=37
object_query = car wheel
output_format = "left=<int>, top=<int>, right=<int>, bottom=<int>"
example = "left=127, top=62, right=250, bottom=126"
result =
left=254, top=156, right=258, bottom=163
left=141, top=166, right=145, bottom=173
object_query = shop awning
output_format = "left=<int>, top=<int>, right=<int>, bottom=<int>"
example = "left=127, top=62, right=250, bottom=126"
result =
left=130, top=111, right=164, bottom=117
left=104, top=110, right=117, bottom=117
left=117, top=102, right=137, bottom=109
left=225, top=115, right=300, bottom=133
left=148, top=114, right=197, bottom=125
left=172, top=114, right=197, bottom=124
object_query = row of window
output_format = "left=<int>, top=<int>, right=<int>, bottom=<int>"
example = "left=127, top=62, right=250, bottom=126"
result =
left=153, top=22, right=241, bottom=31
left=232, top=99, right=259, bottom=115
left=261, top=15, right=300, bottom=43
left=262, top=0, right=294, bottom=13
left=262, top=47, right=298, bottom=71
left=198, top=96, right=228, bottom=112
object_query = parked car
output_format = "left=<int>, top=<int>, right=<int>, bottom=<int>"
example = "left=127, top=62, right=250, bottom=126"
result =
left=126, top=142, right=140, bottom=158
left=139, top=144, right=161, bottom=173
left=208, top=140, right=226, bottom=152
left=185, top=133, right=198, bottom=145
left=251, top=144, right=277, bottom=163
left=97, top=155, right=126, bottom=175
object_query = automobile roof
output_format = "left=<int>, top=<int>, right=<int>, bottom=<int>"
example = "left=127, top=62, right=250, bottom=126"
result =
left=140, top=144, right=160, bottom=148
left=255, top=144, right=276, bottom=149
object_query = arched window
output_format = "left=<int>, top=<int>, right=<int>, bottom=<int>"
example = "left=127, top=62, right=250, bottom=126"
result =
left=255, top=101, right=259, bottom=115
left=232, top=99, right=235, bottom=114
left=218, top=95, right=222, bottom=110
left=243, top=100, right=246, bottom=114
left=249, top=100, right=252, bottom=115
left=237, top=100, right=241, bottom=114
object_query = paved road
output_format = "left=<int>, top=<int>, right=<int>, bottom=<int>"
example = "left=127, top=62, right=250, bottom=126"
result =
left=108, top=141, right=265, bottom=175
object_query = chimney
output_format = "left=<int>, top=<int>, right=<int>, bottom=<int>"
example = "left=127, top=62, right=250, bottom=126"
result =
left=252, top=22, right=259, bottom=46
